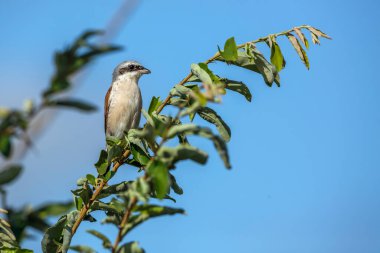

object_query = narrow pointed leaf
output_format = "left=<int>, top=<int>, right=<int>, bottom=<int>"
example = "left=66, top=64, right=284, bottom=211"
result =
left=157, top=144, right=208, bottom=165
left=293, top=28, right=309, bottom=49
left=87, top=230, right=112, bottom=249
left=44, top=99, right=97, bottom=112
left=307, top=26, right=332, bottom=39
left=220, top=78, right=252, bottom=102
left=0, top=165, right=22, bottom=185
left=166, top=124, right=231, bottom=169
left=197, top=107, right=231, bottom=142
left=121, top=205, right=185, bottom=236
left=287, top=34, right=310, bottom=69
left=0, top=136, right=11, bottom=158
left=169, top=173, right=183, bottom=195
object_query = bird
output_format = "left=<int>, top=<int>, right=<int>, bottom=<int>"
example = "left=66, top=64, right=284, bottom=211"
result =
left=104, top=61, right=151, bottom=139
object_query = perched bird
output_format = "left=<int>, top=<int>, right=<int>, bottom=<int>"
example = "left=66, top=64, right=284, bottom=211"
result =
left=104, top=61, right=151, bottom=139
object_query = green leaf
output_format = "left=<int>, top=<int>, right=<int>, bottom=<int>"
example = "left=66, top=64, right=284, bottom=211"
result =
left=169, top=84, right=192, bottom=98
left=0, top=165, right=22, bottom=185
left=107, top=145, right=123, bottom=164
left=287, top=34, right=310, bottom=69
left=74, top=197, right=83, bottom=211
left=87, top=230, right=112, bottom=249
left=34, top=201, right=73, bottom=219
left=70, top=245, right=96, bottom=253
left=117, top=241, right=145, bottom=253
left=218, top=37, right=238, bottom=62
left=43, top=79, right=70, bottom=98
left=94, top=150, right=109, bottom=175
left=147, top=160, right=169, bottom=199
left=45, top=99, right=97, bottom=112
left=250, top=46, right=279, bottom=86
left=220, top=78, right=252, bottom=102
left=190, top=63, right=219, bottom=85
left=90, top=199, right=124, bottom=215
left=0, top=248, right=33, bottom=253
left=270, top=39, right=286, bottom=72
left=166, top=124, right=231, bottom=169
left=121, top=205, right=185, bottom=236
left=157, top=144, right=208, bottom=166
left=98, top=181, right=130, bottom=199
left=217, top=45, right=279, bottom=87
left=86, top=174, right=96, bottom=186
left=71, top=185, right=92, bottom=206
left=123, top=177, right=150, bottom=203
left=197, top=107, right=231, bottom=142
left=148, top=96, right=162, bottom=115
left=169, top=173, right=183, bottom=195
left=41, top=211, right=78, bottom=253
left=0, top=135, right=11, bottom=158
left=131, top=144, right=150, bottom=166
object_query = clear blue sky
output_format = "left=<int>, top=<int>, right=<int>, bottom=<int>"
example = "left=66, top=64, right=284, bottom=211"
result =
left=1, top=0, right=379, bottom=252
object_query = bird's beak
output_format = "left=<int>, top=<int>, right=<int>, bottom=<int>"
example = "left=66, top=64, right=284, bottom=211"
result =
left=142, top=67, right=151, bottom=74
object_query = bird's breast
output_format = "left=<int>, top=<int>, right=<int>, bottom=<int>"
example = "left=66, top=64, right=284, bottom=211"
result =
left=106, top=80, right=142, bottom=138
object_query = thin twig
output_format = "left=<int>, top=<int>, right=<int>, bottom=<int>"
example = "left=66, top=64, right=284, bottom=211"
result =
left=112, top=196, right=137, bottom=252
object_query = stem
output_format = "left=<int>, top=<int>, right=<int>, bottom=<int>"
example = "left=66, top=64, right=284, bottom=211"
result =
left=70, top=24, right=308, bottom=237
left=71, top=149, right=131, bottom=235
left=112, top=196, right=138, bottom=252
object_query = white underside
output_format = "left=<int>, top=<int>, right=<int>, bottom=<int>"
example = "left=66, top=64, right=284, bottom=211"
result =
left=106, top=78, right=142, bottom=139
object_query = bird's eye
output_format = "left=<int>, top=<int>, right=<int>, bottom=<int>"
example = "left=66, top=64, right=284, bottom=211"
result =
left=128, top=65, right=135, bottom=71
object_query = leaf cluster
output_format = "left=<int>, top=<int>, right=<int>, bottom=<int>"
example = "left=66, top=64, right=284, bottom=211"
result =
left=42, top=25, right=330, bottom=253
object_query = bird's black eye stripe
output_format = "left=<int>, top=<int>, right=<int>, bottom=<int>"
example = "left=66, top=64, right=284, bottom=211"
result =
left=119, top=64, right=144, bottom=74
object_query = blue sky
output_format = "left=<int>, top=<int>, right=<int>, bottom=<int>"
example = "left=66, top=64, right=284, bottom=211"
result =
left=1, top=0, right=379, bottom=252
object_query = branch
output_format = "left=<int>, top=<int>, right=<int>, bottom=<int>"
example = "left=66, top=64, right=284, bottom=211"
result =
left=111, top=196, right=137, bottom=253
left=70, top=24, right=328, bottom=238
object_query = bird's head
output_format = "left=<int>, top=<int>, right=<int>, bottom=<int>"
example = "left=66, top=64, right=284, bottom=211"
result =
left=112, top=61, right=151, bottom=82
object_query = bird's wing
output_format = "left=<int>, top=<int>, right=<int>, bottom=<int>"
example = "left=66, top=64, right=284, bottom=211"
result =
left=104, top=85, right=112, bottom=134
